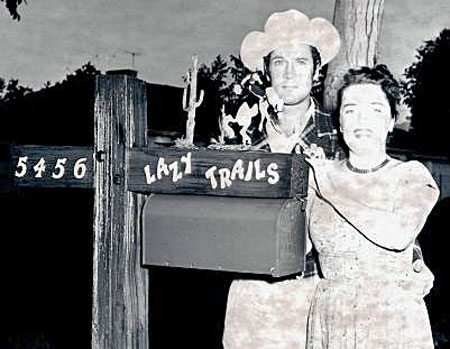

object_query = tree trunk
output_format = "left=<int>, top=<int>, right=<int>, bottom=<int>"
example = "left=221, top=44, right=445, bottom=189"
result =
left=323, top=0, right=385, bottom=112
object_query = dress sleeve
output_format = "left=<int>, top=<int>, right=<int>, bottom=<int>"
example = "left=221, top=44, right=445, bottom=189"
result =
left=392, top=161, right=440, bottom=236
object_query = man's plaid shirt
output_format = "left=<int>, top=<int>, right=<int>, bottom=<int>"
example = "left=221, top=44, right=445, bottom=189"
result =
left=245, top=99, right=345, bottom=277
left=248, top=98, right=344, bottom=160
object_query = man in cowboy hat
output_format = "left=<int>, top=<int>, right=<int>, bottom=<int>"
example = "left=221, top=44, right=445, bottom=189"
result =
left=223, top=9, right=433, bottom=348
left=239, top=9, right=342, bottom=158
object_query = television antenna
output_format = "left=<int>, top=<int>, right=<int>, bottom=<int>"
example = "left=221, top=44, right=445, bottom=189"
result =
left=123, top=50, right=143, bottom=70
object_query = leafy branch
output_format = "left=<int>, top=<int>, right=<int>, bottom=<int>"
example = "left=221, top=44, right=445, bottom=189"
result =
left=1, top=0, right=27, bottom=21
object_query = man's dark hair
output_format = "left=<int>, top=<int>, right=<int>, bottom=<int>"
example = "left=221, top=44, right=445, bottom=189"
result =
left=263, top=45, right=322, bottom=79
left=310, top=46, right=321, bottom=74
left=337, top=64, right=401, bottom=119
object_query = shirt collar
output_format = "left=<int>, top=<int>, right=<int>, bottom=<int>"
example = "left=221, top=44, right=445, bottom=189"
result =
left=266, top=97, right=316, bottom=153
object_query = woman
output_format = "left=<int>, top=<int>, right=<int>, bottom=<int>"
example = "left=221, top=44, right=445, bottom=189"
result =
left=306, top=65, right=439, bottom=348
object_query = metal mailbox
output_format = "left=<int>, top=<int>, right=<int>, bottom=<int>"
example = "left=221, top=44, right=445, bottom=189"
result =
left=142, top=194, right=307, bottom=277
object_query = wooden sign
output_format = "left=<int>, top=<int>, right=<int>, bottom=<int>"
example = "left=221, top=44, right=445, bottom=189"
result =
left=10, top=144, right=310, bottom=198
left=10, top=145, right=94, bottom=188
left=128, top=147, right=309, bottom=198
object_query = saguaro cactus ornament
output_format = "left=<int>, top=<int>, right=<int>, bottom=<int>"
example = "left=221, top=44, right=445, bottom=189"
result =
left=181, top=54, right=204, bottom=146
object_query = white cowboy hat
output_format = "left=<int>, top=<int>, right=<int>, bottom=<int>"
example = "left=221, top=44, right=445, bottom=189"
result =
left=240, top=9, right=341, bottom=72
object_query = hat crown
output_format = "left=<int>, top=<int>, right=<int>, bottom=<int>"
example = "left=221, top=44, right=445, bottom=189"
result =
left=240, top=9, right=341, bottom=71
left=265, top=9, right=310, bottom=39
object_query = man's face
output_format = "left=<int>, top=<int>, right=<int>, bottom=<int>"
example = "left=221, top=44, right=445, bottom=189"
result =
left=339, top=83, right=394, bottom=154
left=268, top=44, right=315, bottom=106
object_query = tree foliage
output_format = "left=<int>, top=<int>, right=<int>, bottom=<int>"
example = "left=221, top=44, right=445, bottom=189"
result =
left=198, top=54, right=250, bottom=115
left=0, top=62, right=100, bottom=103
left=1, top=0, right=25, bottom=20
left=64, top=62, right=100, bottom=83
left=403, top=29, right=450, bottom=156
left=0, top=62, right=101, bottom=145
left=0, top=78, right=32, bottom=101
left=194, top=54, right=250, bottom=143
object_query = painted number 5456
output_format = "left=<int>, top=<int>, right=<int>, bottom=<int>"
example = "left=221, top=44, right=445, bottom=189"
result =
left=14, top=156, right=88, bottom=180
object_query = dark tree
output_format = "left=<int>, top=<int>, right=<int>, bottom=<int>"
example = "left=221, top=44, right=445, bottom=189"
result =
left=0, top=78, right=5, bottom=96
left=64, top=62, right=100, bottom=83
left=2, top=78, right=32, bottom=101
left=403, top=29, right=450, bottom=156
left=1, top=0, right=26, bottom=20
left=194, top=54, right=249, bottom=143
left=0, top=62, right=101, bottom=145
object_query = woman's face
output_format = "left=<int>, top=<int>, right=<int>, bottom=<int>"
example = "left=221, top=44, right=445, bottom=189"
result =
left=339, top=83, right=395, bottom=154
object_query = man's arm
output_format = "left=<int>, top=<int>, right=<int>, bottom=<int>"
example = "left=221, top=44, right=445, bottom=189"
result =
left=412, top=239, right=434, bottom=296
left=413, top=239, right=423, bottom=263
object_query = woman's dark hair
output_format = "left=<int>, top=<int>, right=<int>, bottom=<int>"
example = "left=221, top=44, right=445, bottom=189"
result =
left=337, top=64, right=401, bottom=119
left=263, top=45, right=322, bottom=79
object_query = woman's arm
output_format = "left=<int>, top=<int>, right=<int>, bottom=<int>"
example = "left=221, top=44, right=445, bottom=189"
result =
left=326, top=161, right=439, bottom=251
left=305, top=159, right=335, bottom=253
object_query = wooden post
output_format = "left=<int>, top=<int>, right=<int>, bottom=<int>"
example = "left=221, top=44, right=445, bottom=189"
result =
left=323, top=0, right=385, bottom=111
left=92, top=73, right=149, bottom=348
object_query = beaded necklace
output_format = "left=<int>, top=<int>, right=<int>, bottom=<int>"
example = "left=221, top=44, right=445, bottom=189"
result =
left=345, top=157, right=390, bottom=174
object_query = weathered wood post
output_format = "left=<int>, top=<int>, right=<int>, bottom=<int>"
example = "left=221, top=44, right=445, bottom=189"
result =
left=92, top=71, right=149, bottom=348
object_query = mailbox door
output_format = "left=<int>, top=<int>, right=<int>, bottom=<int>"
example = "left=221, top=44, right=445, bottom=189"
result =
left=142, top=194, right=306, bottom=277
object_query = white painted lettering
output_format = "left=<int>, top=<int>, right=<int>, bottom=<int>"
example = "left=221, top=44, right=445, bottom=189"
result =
left=73, top=158, right=88, bottom=179
left=181, top=152, right=192, bottom=174
left=168, top=161, right=183, bottom=183
left=267, top=163, right=280, bottom=185
left=254, top=159, right=266, bottom=180
left=15, top=156, right=28, bottom=178
left=156, top=157, right=170, bottom=180
left=218, top=168, right=232, bottom=189
left=144, top=164, right=157, bottom=185
left=244, top=161, right=253, bottom=182
left=33, top=157, right=46, bottom=178
left=230, top=159, right=245, bottom=180
left=205, top=166, right=218, bottom=189
left=52, top=158, right=67, bottom=179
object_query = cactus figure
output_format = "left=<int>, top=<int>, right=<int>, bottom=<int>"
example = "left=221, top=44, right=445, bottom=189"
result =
left=181, top=54, right=204, bottom=146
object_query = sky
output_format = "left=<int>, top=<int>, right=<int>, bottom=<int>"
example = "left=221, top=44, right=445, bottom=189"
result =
left=0, top=0, right=450, bottom=91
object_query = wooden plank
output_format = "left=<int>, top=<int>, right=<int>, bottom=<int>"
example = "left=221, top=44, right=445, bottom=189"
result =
left=10, top=145, right=93, bottom=188
left=92, top=73, right=149, bottom=349
left=127, top=147, right=309, bottom=198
